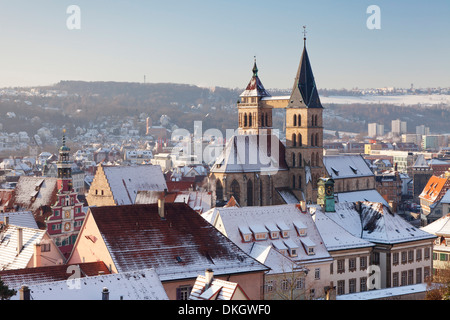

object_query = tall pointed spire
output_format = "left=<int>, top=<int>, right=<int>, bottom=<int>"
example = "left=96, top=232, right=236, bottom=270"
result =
left=288, top=29, right=322, bottom=109
left=240, top=57, right=271, bottom=98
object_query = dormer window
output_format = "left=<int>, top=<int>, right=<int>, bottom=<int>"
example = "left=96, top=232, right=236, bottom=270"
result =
left=272, top=240, right=288, bottom=255
left=239, top=226, right=252, bottom=243
left=265, top=222, right=279, bottom=239
left=293, top=220, right=307, bottom=237
left=277, top=222, right=290, bottom=238
left=301, top=237, right=316, bottom=256
left=249, top=224, right=268, bottom=241
left=283, top=239, right=299, bottom=257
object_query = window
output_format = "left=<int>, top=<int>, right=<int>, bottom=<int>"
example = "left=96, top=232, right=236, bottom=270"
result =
left=360, top=256, right=367, bottom=270
left=360, top=277, right=367, bottom=292
left=176, top=286, right=192, bottom=300
left=349, top=258, right=356, bottom=272
left=265, top=280, right=274, bottom=293
left=349, top=278, right=356, bottom=294
left=401, top=271, right=407, bottom=286
left=424, top=247, right=430, bottom=260
left=416, top=248, right=422, bottom=261
left=314, top=268, right=320, bottom=280
left=281, top=279, right=289, bottom=291
left=392, top=272, right=399, bottom=287
left=408, top=269, right=414, bottom=285
left=393, top=252, right=399, bottom=265
left=440, top=253, right=448, bottom=261
left=401, top=251, right=407, bottom=264
left=408, top=250, right=414, bottom=263
left=416, top=268, right=422, bottom=284
left=296, top=278, right=304, bottom=290
left=41, top=243, right=51, bottom=252
left=337, top=259, right=345, bottom=273
left=337, top=280, right=345, bottom=295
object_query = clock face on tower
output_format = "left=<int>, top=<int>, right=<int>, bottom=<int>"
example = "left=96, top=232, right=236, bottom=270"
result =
left=64, top=210, right=71, bottom=219
left=318, top=186, right=325, bottom=196
left=326, top=185, right=333, bottom=196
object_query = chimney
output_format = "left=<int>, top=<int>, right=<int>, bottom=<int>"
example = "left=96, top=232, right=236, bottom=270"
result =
left=204, top=268, right=214, bottom=289
left=20, top=285, right=30, bottom=300
left=17, top=227, right=23, bottom=254
left=102, top=287, right=109, bottom=300
left=4, top=216, right=9, bottom=226
left=158, top=198, right=165, bottom=219
left=33, top=243, right=41, bottom=267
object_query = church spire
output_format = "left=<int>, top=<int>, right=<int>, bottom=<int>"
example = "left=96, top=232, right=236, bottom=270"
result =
left=288, top=29, right=322, bottom=109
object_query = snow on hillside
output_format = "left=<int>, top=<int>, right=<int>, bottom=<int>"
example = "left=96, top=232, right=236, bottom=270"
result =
left=321, top=94, right=450, bottom=107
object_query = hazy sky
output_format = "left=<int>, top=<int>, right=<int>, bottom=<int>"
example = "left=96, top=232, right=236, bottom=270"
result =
left=0, top=0, right=449, bottom=89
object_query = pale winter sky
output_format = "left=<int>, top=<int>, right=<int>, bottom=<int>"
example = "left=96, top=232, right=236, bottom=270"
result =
left=0, top=0, right=449, bottom=89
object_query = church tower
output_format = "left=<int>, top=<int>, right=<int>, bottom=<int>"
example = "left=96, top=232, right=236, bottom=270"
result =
left=237, top=58, right=273, bottom=135
left=286, top=32, right=325, bottom=202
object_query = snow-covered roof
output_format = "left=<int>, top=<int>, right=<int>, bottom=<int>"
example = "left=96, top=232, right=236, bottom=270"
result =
left=324, top=155, right=374, bottom=179
left=189, top=274, right=247, bottom=300
left=101, top=165, right=167, bottom=205
left=440, top=189, right=450, bottom=204
left=201, top=204, right=332, bottom=267
left=320, top=202, right=435, bottom=245
left=0, top=211, right=38, bottom=229
left=88, top=203, right=268, bottom=281
left=13, top=176, right=58, bottom=213
left=413, top=154, right=429, bottom=168
left=421, top=214, right=450, bottom=237
left=9, top=268, right=169, bottom=300
left=211, top=134, right=288, bottom=174
left=310, top=207, right=375, bottom=251
left=0, top=225, right=46, bottom=271
left=337, top=283, right=426, bottom=300
left=336, top=189, right=389, bottom=207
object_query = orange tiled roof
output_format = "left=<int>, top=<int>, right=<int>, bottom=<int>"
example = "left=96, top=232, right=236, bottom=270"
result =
left=419, top=176, right=449, bottom=203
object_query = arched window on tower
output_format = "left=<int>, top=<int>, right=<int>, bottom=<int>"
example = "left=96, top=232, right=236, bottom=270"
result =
left=230, top=180, right=241, bottom=205
left=298, top=114, right=301, bottom=127
left=299, top=134, right=302, bottom=146
left=249, top=113, right=252, bottom=127
left=316, top=153, right=319, bottom=167
left=298, top=175, right=302, bottom=190
left=315, top=133, right=319, bottom=147
left=292, top=153, right=296, bottom=167
left=247, top=179, right=253, bottom=206
left=298, top=153, right=302, bottom=167
left=292, top=175, right=296, bottom=189
left=244, top=113, right=248, bottom=127
left=293, top=114, right=297, bottom=127
left=292, top=133, right=297, bottom=147
left=311, top=134, right=315, bottom=147
left=216, top=180, right=223, bottom=202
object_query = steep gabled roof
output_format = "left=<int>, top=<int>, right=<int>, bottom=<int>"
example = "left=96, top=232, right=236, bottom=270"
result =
left=189, top=274, right=249, bottom=300
left=211, top=134, right=288, bottom=173
left=419, top=175, right=449, bottom=203
left=88, top=203, right=268, bottom=280
left=101, top=164, right=167, bottom=205
left=13, top=176, right=58, bottom=214
left=288, top=44, right=322, bottom=109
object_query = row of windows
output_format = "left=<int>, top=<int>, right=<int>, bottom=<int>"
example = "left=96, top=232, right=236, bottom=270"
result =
left=332, top=257, right=368, bottom=274
left=337, top=277, right=367, bottom=295
left=392, top=248, right=430, bottom=265
left=291, top=133, right=320, bottom=147
left=240, top=112, right=271, bottom=128
left=291, top=152, right=320, bottom=167
left=292, top=114, right=319, bottom=127
left=392, top=267, right=430, bottom=287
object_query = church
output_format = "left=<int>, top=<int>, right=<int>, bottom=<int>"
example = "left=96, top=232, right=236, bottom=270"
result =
left=209, top=34, right=326, bottom=206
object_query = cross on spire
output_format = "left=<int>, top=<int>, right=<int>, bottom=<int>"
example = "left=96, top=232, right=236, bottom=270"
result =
left=303, top=25, right=307, bottom=44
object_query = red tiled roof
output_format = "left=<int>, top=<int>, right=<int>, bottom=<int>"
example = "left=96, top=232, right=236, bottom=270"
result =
left=0, top=261, right=111, bottom=289
left=89, top=203, right=268, bottom=278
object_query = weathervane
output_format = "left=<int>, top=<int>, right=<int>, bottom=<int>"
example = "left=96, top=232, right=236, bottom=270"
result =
left=303, top=25, right=307, bottom=44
